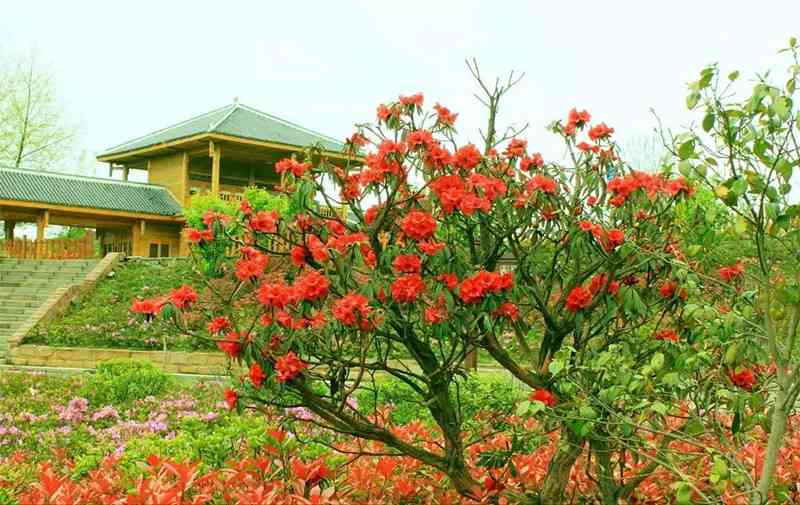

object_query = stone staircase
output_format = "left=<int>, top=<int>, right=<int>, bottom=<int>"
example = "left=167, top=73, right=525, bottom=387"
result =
left=0, top=258, right=100, bottom=362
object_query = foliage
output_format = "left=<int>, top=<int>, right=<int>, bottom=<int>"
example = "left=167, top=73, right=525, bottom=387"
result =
left=0, top=49, right=74, bottom=170
left=26, top=259, right=214, bottom=350
left=671, top=37, right=800, bottom=504
left=184, top=187, right=289, bottom=229
left=79, top=359, right=172, bottom=405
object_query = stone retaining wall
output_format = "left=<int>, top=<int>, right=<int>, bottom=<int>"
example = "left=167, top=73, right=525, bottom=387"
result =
left=8, top=344, right=240, bottom=375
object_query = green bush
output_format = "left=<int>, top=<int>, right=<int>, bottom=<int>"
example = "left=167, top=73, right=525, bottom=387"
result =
left=357, top=373, right=526, bottom=425
left=80, top=359, right=172, bottom=406
left=184, top=187, right=289, bottom=229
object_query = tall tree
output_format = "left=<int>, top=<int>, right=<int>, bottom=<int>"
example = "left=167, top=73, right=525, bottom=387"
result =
left=0, top=50, right=74, bottom=170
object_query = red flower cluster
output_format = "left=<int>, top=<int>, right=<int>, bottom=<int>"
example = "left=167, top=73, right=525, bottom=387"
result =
left=295, top=271, right=330, bottom=303
left=563, top=108, right=591, bottom=136
left=131, top=298, right=164, bottom=320
left=249, top=362, right=267, bottom=388
left=275, top=351, right=309, bottom=382
left=588, top=274, right=619, bottom=296
left=433, top=103, right=457, bottom=125
left=249, top=211, right=280, bottom=233
left=729, top=367, right=756, bottom=391
left=257, top=282, right=299, bottom=310
left=718, top=262, right=745, bottom=282
left=207, top=316, right=231, bottom=334
left=275, top=158, right=312, bottom=177
left=654, top=329, right=679, bottom=343
left=607, top=171, right=694, bottom=207
left=399, top=211, right=437, bottom=241
left=235, top=252, right=269, bottom=283
left=185, top=228, right=214, bottom=243
left=527, top=175, right=557, bottom=195
left=223, top=388, right=237, bottom=410
left=459, top=271, right=513, bottom=304
left=168, top=285, right=198, bottom=310
left=393, top=254, right=421, bottom=273
left=520, top=152, right=544, bottom=171
left=492, top=302, right=519, bottom=322
left=453, top=144, right=483, bottom=171
left=332, top=293, right=371, bottom=328
left=391, top=274, right=426, bottom=303
left=588, top=122, right=614, bottom=141
left=529, top=388, right=557, bottom=407
left=565, top=286, right=593, bottom=312
left=217, top=331, right=243, bottom=358
left=504, top=138, right=527, bottom=158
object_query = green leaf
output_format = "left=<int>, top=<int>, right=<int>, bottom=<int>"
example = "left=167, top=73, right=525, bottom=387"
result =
left=686, top=92, right=701, bottom=110
left=678, top=139, right=695, bottom=160
left=548, top=359, right=564, bottom=376
left=728, top=70, right=740, bottom=81
left=776, top=158, right=793, bottom=181
left=650, top=352, right=665, bottom=371
left=516, top=400, right=531, bottom=416
left=702, top=112, right=715, bottom=132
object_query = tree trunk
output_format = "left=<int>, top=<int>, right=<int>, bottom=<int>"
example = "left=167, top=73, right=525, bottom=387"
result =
left=750, top=386, right=788, bottom=505
left=540, top=429, right=583, bottom=502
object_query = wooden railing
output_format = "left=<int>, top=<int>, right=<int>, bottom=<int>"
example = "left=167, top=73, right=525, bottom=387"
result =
left=1, top=235, right=97, bottom=259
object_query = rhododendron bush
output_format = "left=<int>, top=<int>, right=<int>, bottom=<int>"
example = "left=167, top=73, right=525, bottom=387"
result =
left=132, top=67, right=762, bottom=503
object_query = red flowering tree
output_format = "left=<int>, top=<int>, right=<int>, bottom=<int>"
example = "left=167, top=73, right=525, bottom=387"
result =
left=134, top=69, right=722, bottom=502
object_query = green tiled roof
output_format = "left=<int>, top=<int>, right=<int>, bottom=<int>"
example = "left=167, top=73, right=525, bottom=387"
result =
left=0, top=166, right=183, bottom=216
left=99, top=102, right=345, bottom=157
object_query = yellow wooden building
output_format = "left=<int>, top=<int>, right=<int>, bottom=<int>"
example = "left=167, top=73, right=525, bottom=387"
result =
left=0, top=102, right=350, bottom=258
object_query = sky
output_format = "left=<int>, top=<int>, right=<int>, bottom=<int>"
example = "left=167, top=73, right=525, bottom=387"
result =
left=2, top=0, right=800, bottom=181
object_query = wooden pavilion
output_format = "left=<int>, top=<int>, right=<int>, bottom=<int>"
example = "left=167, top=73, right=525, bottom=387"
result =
left=0, top=102, right=352, bottom=258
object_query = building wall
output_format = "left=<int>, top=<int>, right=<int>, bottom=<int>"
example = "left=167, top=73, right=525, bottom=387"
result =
left=102, top=221, right=183, bottom=258
left=148, top=153, right=188, bottom=205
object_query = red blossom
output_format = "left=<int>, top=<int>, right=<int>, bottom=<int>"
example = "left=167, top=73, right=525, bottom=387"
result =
left=275, top=158, right=312, bottom=177
left=290, top=245, right=306, bottom=267
left=168, top=285, right=197, bottom=310
left=207, top=316, right=231, bottom=334
left=565, top=286, right=593, bottom=312
left=295, top=271, right=329, bottom=302
left=418, top=240, right=445, bottom=256
left=459, top=271, right=513, bottom=304
left=399, top=93, right=424, bottom=107
left=217, top=331, right=244, bottom=358
left=333, top=293, right=371, bottom=328
left=654, top=329, right=680, bottom=343
left=275, top=352, right=309, bottom=382
left=729, top=367, right=756, bottom=391
left=492, top=302, right=519, bottom=322
left=391, top=274, right=426, bottom=304
left=527, top=175, right=557, bottom=194
left=433, top=103, right=457, bottom=125
left=399, top=211, right=437, bottom=241
left=223, top=388, right=237, bottom=410
left=719, top=262, right=745, bottom=282
left=453, top=144, right=483, bottom=171
left=588, top=122, right=615, bottom=141
left=424, top=305, right=448, bottom=324
left=249, top=211, right=280, bottom=233
left=393, top=254, right=422, bottom=274
left=131, top=298, right=164, bottom=320
left=503, top=138, right=527, bottom=158
left=249, top=362, right=267, bottom=388
left=529, top=388, right=557, bottom=407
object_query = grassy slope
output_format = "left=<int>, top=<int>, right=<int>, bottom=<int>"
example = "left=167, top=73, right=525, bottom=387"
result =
left=25, top=259, right=215, bottom=351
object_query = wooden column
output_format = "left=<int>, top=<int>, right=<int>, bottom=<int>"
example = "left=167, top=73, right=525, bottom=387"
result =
left=210, top=140, right=221, bottom=197
left=3, top=220, right=14, bottom=241
left=181, top=152, right=190, bottom=206
left=122, top=166, right=130, bottom=182
left=36, top=210, right=49, bottom=258
left=248, top=162, right=256, bottom=186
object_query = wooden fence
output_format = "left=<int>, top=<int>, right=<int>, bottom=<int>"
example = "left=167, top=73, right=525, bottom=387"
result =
left=1, top=235, right=97, bottom=259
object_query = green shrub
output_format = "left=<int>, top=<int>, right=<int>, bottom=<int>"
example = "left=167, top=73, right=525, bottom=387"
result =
left=80, top=359, right=172, bottom=406
left=184, top=187, right=288, bottom=229
left=357, top=373, right=525, bottom=425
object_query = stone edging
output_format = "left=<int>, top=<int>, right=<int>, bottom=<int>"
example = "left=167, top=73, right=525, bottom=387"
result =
left=8, top=345, right=239, bottom=375
left=6, top=253, right=123, bottom=348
